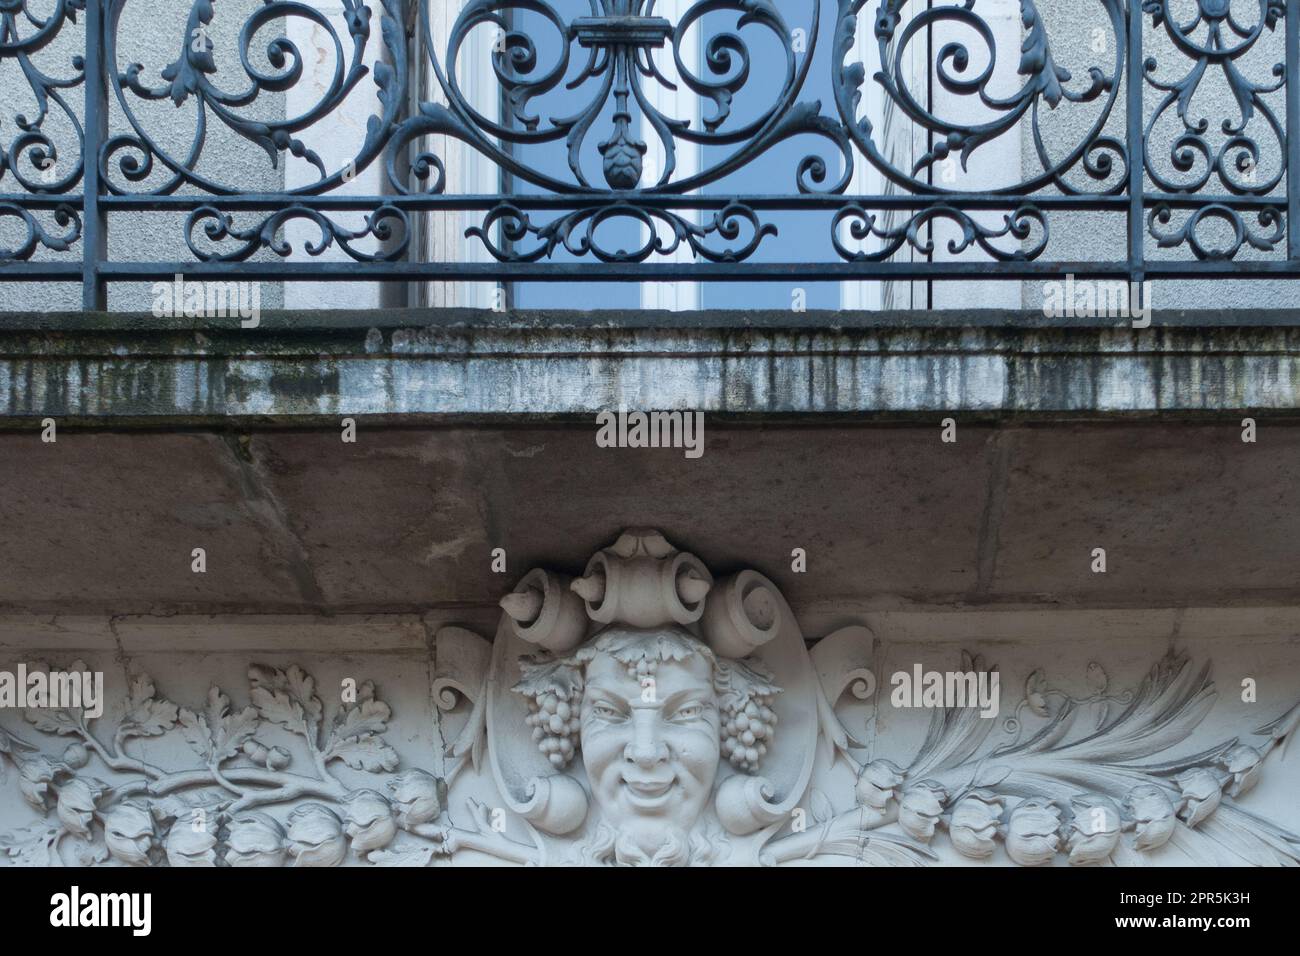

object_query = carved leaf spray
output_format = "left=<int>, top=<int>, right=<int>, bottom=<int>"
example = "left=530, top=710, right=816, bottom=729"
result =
left=2, top=530, right=1298, bottom=866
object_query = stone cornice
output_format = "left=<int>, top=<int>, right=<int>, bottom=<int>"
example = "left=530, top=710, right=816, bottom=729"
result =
left=3, top=311, right=1300, bottom=422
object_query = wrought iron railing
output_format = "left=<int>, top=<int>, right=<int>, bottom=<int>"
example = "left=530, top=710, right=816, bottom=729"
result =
left=1, top=0, right=1297, bottom=309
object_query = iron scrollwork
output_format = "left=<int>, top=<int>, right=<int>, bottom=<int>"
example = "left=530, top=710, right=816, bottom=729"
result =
left=0, top=0, right=86, bottom=262
left=1138, top=0, right=1289, bottom=259
left=0, top=0, right=1297, bottom=284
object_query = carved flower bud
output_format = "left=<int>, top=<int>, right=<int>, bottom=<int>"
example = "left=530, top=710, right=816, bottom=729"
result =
left=1124, top=784, right=1177, bottom=851
left=55, top=777, right=106, bottom=838
left=1066, top=795, right=1122, bottom=866
left=1174, top=768, right=1225, bottom=827
left=240, top=738, right=290, bottom=771
left=62, top=743, right=90, bottom=770
left=898, top=782, right=947, bottom=842
left=104, top=802, right=156, bottom=867
left=389, top=769, right=445, bottom=828
left=166, top=817, right=218, bottom=867
left=225, top=812, right=287, bottom=868
left=286, top=804, right=347, bottom=867
left=854, top=759, right=905, bottom=811
left=1006, top=799, right=1061, bottom=866
left=17, top=754, right=57, bottom=810
left=949, top=790, right=1004, bottom=859
left=243, top=740, right=269, bottom=763
left=1220, top=744, right=1263, bottom=798
left=1024, top=670, right=1050, bottom=718
left=344, top=790, right=397, bottom=855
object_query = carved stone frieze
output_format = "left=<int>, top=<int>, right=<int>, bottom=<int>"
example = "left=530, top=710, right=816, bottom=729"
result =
left=2, top=530, right=1298, bottom=866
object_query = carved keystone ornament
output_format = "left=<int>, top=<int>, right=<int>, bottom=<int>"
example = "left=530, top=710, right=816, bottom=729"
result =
left=2, top=530, right=1299, bottom=866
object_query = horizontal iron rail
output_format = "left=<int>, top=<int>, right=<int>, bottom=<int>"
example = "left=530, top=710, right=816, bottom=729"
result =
left=0, top=259, right=1279, bottom=283
left=94, top=193, right=1287, bottom=212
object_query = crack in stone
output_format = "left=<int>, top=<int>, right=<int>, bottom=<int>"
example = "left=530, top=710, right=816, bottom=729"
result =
left=219, top=433, right=327, bottom=610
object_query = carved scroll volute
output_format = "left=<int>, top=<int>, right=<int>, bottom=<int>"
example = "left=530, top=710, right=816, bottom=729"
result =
left=485, top=617, right=588, bottom=835
left=573, top=537, right=713, bottom=628
left=708, top=571, right=820, bottom=836
left=500, top=568, right=589, bottom=653
left=702, top=570, right=781, bottom=658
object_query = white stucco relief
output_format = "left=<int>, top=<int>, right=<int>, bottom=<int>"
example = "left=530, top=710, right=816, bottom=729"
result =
left=2, top=529, right=1298, bottom=866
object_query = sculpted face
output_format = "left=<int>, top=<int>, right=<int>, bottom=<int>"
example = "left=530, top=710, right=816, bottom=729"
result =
left=579, top=646, right=721, bottom=848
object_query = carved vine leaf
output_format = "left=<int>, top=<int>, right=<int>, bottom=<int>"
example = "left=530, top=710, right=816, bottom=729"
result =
left=581, top=629, right=702, bottom=669
left=178, top=686, right=260, bottom=764
left=21, top=661, right=93, bottom=736
left=0, top=727, right=36, bottom=785
left=0, top=730, right=21, bottom=754
left=119, top=672, right=179, bottom=742
left=717, top=658, right=782, bottom=713
left=323, top=681, right=398, bottom=773
left=0, top=823, right=61, bottom=867
left=513, top=658, right=584, bottom=701
left=0, top=728, right=26, bottom=780
left=326, top=736, right=398, bottom=773
left=248, top=664, right=324, bottom=741
left=22, top=709, right=80, bottom=737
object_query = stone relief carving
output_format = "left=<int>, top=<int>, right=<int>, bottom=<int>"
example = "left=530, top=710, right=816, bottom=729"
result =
left=2, top=529, right=1298, bottom=866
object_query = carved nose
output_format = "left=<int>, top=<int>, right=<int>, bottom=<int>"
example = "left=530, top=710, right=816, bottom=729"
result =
left=624, top=711, right=669, bottom=767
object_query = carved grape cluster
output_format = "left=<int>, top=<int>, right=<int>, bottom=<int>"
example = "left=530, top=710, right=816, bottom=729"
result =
left=524, top=690, right=583, bottom=769
left=720, top=692, right=778, bottom=773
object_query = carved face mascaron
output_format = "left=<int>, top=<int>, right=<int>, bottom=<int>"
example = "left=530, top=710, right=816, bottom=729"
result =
left=513, top=625, right=781, bottom=850
left=580, top=646, right=721, bottom=843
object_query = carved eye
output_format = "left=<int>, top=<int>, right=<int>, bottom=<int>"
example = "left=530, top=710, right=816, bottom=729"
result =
left=591, top=703, right=624, bottom=721
left=672, top=704, right=705, bottom=722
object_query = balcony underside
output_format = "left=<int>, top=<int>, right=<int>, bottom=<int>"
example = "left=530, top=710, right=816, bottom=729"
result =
left=3, top=415, right=1300, bottom=624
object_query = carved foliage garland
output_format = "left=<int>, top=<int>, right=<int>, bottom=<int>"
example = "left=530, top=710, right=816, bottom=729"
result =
left=2, top=531, right=1299, bottom=866
left=0, top=663, right=453, bottom=867
left=850, top=650, right=1300, bottom=866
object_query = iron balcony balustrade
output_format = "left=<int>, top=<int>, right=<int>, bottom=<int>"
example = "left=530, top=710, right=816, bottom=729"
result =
left=0, top=0, right=1298, bottom=308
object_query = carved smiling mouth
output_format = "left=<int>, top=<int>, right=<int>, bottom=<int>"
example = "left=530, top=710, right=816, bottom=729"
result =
left=622, top=777, right=675, bottom=806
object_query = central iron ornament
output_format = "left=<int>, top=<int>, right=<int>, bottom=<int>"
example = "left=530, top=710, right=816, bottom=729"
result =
left=571, top=7, right=674, bottom=188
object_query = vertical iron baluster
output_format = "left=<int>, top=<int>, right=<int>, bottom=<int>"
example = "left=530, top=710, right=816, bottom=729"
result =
left=82, top=0, right=108, bottom=310
left=1288, top=0, right=1299, bottom=261
left=1126, top=0, right=1145, bottom=287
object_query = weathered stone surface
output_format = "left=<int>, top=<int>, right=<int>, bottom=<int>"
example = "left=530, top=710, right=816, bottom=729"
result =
left=5, top=310, right=1300, bottom=420
left=992, top=426, right=1300, bottom=602
left=0, top=433, right=309, bottom=612
left=3, top=422, right=1300, bottom=618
